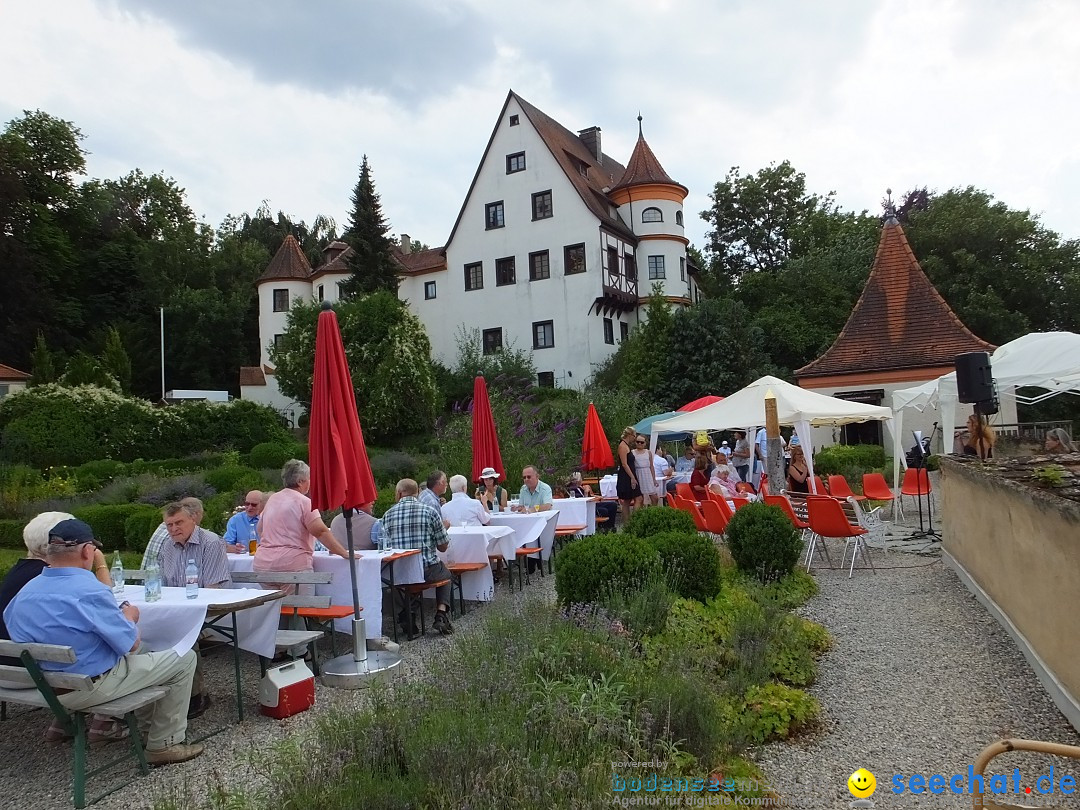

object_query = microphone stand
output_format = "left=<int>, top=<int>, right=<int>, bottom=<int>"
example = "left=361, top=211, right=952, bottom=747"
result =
left=910, top=423, right=942, bottom=549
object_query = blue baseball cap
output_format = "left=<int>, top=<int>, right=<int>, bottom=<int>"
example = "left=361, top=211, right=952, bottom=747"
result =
left=48, top=519, right=102, bottom=549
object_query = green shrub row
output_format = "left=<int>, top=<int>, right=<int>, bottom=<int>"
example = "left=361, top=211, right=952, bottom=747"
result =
left=72, top=504, right=161, bottom=552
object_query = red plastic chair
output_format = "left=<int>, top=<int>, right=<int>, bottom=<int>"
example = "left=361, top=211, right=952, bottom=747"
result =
left=827, top=475, right=866, bottom=502
left=806, top=495, right=875, bottom=578
left=676, top=496, right=708, bottom=533
left=706, top=490, right=736, bottom=522
left=900, top=468, right=933, bottom=517
left=763, top=494, right=810, bottom=531
left=812, top=475, right=829, bottom=495
left=861, top=473, right=898, bottom=519
left=699, top=499, right=729, bottom=535
left=675, top=483, right=695, bottom=502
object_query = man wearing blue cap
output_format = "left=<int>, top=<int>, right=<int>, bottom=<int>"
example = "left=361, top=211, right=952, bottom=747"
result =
left=4, top=519, right=204, bottom=765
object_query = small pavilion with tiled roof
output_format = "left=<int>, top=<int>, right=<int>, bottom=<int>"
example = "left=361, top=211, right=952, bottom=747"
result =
left=0, top=363, right=30, bottom=400
left=796, top=208, right=1013, bottom=447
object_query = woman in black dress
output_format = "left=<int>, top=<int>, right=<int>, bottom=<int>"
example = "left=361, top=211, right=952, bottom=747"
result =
left=616, top=426, right=642, bottom=524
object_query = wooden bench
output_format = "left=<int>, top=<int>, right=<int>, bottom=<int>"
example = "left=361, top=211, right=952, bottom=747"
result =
left=231, top=571, right=333, bottom=673
left=0, top=640, right=168, bottom=808
left=446, top=562, right=488, bottom=616
left=396, top=579, right=451, bottom=638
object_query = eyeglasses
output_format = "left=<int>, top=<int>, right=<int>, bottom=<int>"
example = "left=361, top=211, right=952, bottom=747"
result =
left=635, top=441, right=645, bottom=445
left=244, top=502, right=260, bottom=508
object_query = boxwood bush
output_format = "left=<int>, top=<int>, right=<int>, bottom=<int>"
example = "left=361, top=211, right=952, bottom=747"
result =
left=554, top=533, right=659, bottom=606
left=645, top=530, right=724, bottom=603
left=625, top=506, right=697, bottom=538
left=72, top=503, right=157, bottom=551
left=203, top=465, right=266, bottom=496
left=724, top=503, right=801, bottom=583
left=248, top=442, right=293, bottom=470
left=124, top=507, right=163, bottom=553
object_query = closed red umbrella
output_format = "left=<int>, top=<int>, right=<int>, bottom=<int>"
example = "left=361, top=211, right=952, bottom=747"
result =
left=471, top=375, right=504, bottom=483
left=581, top=402, right=614, bottom=471
left=678, top=394, right=724, bottom=412
left=308, top=301, right=377, bottom=633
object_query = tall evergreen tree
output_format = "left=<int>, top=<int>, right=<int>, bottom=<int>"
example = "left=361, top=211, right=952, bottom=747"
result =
left=100, top=326, right=132, bottom=394
left=340, top=155, right=399, bottom=297
left=28, top=332, right=56, bottom=386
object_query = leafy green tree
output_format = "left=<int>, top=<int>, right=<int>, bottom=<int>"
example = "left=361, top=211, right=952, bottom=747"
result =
left=620, top=285, right=676, bottom=396
left=270, top=293, right=438, bottom=441
left=29, top=332, right=57, bottom=386
left=100, top=326, right=132, bottom=394
left=339, top=156, right=399, bottom=297
left=903, top=187, right=1080, bottom=344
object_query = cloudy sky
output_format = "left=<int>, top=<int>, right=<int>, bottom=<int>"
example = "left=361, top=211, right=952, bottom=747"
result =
left=4, top=0, right=1080, bottom=252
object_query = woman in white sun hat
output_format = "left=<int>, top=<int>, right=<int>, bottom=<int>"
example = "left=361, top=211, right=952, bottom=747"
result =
left=475, top=466, right=508, bottom=513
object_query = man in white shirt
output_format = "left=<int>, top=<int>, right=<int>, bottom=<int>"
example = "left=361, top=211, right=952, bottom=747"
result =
left=754, top=427, right=768, bottom=487
left=440, top=475, right=490, bottom=527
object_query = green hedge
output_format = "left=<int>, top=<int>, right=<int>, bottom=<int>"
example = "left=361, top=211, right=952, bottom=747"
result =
left=725, top=503, right=802, bottom=583
left=813, top=444, right=886, bottom=476
left=0, top=519, right=24, bottom=550
left=124, top=507, right=163, bottom=554
left=72, top=504, right=157, bottom=552
left=554, top=533, right=659, bottom=606
left=203, top=465, right=266, bottom=496
left=625, top=506, right=697, bottom=538
left=248, top=442, right=293, bottom=470
left=645, top=530, right=724, bottom=603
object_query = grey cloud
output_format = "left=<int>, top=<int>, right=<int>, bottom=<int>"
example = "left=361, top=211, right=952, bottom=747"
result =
left=97, top=0, right=496, bottom=101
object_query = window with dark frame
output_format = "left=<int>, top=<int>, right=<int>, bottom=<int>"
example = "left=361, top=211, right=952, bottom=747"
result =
left=529, top=250, right=550, bottom=281
left=532, top=320, right=554, bottom=349
left=563, top=243, right=586, bottom=275
left=623, top=253, right=636, bottom=280
left=464, top=262, right=483, bottom=291
left=506, top=152, right=526, bottom=173
left=641, top=207, right=663, bottom=223
left=272, top=289, right=289, bottom=312
left=603, top=318, right=614, bottom=344
left=509, top=114, right=519, bottom=126
left=317, top=284, right=324, bottom=302
left=648, top=255, right=666, bottom=280
left=424, top=280, right=437, bottom=300
left=620, top=321, right=629, bottom=342
left=273, top=333, right=285, bottom=352
left=676, top=210, right=684, bottom=226
left=680, top=256, right=686, bottom=281
left=482, top=328, right=503, bottom=355
left=495, top=256, right=516, bottom=286
left=532, top=190, right=553, bottom=220
left=537, top=371, right=555, bottom=388
left=607, top=246, right=620, bottom=275
left=485, top=201, right=505, bottom=229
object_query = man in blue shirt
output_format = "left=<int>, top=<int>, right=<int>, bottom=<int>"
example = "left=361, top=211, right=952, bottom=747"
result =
left=5, top=519, right=203, bottom=765
left=514, top=466, right=552, bottom=512
left=419, top=470, right=451, bottom=529
left=223, top=490, right=265, bottom=553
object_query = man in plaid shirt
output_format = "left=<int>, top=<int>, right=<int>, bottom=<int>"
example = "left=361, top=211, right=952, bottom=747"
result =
left=379, top=478, right=454, bottom=636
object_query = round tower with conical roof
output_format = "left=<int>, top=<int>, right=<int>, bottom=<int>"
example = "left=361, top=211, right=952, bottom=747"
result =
left=608, top=117, right=694, bottom=308
left=256, top=234, right=313, bottom=367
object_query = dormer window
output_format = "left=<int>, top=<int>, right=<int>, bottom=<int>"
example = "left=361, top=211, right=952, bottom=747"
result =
left=578, top=162, right=589, bottom=178
left=509, top=114, right=519, bottom=126
left=642, top=207, right=663, bottom=223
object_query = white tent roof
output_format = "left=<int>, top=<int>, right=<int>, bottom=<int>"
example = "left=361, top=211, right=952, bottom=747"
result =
left=892, top=331, right=1080, bottom=411
left=651, top=375, right=893, bottom=433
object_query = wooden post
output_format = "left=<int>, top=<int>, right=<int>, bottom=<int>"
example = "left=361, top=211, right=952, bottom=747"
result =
left=764, top=389, right=785, bottom=496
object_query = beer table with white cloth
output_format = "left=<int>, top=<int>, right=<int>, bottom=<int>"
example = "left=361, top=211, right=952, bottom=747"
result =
left=439, top=524, right=520, bottom=601
left=227, top=549, right=425, bottom=638
left=487, top=511, right=560, bottom=561
left=548, top=497, right=597, bottom=535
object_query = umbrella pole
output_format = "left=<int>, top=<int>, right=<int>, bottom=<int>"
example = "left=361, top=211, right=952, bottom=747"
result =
left=343, top=509, right=367, bottom=662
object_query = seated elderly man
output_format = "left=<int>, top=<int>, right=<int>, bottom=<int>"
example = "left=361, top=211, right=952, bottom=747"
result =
left=160, top=501, right=231, bottom=720
left=440, top=475, right=490, bottom=526
left=513, top=466, right=552, bottom=512
left=223, top=490, right=266, bottom=553
left=141, top=496, right=205, bottom=569
left=329, top=500, right=379, bottom=551
left=5, top=519, right=203, bottom=765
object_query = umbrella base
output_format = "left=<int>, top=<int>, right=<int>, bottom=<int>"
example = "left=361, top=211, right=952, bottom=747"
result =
left=321, top=650, right=402, bottom=689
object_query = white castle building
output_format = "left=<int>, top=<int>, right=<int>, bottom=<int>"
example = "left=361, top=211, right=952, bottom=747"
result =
left=242, top=90, right=699, bottom=415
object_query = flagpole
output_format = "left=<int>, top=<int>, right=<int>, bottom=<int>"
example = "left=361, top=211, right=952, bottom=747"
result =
left=160, top=307, right=165, bottom=402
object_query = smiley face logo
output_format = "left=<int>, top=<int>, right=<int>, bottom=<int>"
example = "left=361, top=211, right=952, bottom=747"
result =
left=848, top=768, right=876, bottom=798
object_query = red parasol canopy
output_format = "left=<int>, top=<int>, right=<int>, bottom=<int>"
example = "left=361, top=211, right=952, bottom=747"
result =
left=678, top=394, right=724, bottom=412
left=308, top=302, right=377, bottom=512
left=471, top=375, right=504, bottom=482
left=581, top=402, right=615, bottom=471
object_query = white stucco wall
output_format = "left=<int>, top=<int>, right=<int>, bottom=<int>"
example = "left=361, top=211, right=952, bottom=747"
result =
left=257, top=279, right=312, bottom=367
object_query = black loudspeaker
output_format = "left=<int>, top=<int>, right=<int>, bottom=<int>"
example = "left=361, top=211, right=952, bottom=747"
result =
left=955, top=351, right=994, bottom=404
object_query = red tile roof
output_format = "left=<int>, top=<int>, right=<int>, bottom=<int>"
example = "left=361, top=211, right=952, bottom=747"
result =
left=257, top=234, right=312, bottom=282
left=610, top=132, right=687, bottom=195
left=796, top=218, right=994, bottom=379
left=0, top=363, right=30, bottom=381
left=310, top=243, right=353, bottom=280
left=391, top=246, right=446, bottom=275
left=239, top=366, right=266, bottom=386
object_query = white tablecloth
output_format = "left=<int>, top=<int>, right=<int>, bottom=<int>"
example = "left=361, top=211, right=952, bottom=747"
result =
left=549, top=497, right=597, bottom=534
left=487, top=511, right=559, bottom=561
left=439, top=525, right=520, bottom=601
left=121, top=584, right=281, bottom=657
left=599, top=475, right=618, bottom=498
left=227, top=550, right=425, bottom=639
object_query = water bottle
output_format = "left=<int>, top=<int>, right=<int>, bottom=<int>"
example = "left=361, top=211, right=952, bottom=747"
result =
left=111, top=552, right=125, bottom=598
left=185, top=559, right=199, bottom=599
left=144, top=556, right=162, bottom=603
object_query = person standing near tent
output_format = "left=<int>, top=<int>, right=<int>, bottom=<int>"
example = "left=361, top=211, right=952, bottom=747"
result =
left=753, top=426, right=768, bottom=487
left=616, top=426, right=642, bottom=522
left=731, top=430, right=752, bottom=483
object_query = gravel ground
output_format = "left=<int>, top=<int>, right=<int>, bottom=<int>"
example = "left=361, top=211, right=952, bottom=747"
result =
left=760, top=478, right=1080, bottom=808
left=1, top=566, right=558, bottom=810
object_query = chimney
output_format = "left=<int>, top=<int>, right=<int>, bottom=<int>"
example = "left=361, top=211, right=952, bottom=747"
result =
left=578, top=127, right=602, bottom=163
left=400, top=233, right=412, bottom=255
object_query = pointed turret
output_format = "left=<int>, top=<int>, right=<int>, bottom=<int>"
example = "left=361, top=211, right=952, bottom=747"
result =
left=257, top=234, right=312, bottom=283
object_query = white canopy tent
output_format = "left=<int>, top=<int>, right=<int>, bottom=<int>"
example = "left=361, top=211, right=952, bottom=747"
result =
left=650, top=375, right=894, bottom=494
left=890, top=332, right=1080, bottom=488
